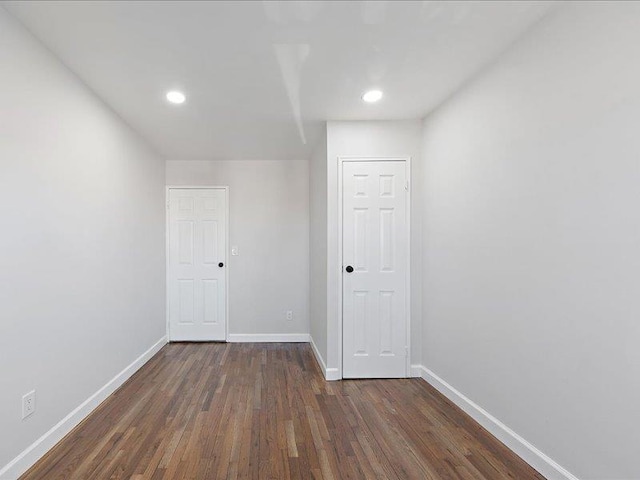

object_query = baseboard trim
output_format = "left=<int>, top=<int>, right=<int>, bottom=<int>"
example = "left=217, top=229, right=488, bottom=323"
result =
left=0, top=336, right=168, bottom=480
left=308, top=336, right=341, bottom=381
left=309, top=335, right=327, bottom=373
left=325, top=368, right=341, bottom=381
left=227, top=333, right=310, bottom=343
left=410, top=365, right=579, bottom=480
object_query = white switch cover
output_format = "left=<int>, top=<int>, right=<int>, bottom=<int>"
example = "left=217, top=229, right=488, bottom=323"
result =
left=231, top=246, right=239, bottom=256
left=22, top=390, right=36, bottom=419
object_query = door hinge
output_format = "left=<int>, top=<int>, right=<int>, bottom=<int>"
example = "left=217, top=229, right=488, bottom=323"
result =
left=405, top=181, right=409, bottom=192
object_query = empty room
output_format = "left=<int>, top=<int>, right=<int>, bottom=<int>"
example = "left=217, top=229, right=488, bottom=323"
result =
left=1, top=1, right=638, bottom=479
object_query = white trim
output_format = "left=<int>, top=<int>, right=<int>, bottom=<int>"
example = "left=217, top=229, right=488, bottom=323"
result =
left=165, top=186, right=230, bottom=342
left=337, top=156, right=412, bottom=379
left=227, top=333, right=310, bottom=343
left=410, top=364, right=424, bottom=378
left=324, top=368, right=341, bottom=381
left=309, top=335, right=327, bottom=372
left=411, top=365, right=579, bottom=480
left=309, top=336, right=341, bottom=381
left=0, top=336, right=167, bottom=480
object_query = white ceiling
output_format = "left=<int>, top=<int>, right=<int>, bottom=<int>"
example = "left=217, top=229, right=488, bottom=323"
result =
left=3, top=1, right=555, bottom=160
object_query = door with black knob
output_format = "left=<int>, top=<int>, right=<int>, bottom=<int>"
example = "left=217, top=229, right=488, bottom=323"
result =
left=168, top=187, right=228, bottom=341
left=342, top=160, right=409, bottom=378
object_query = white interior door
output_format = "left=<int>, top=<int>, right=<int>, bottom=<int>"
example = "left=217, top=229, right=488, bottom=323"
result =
left=168, top=188, right=227, bottom=341
left=342, top=161, right=409, bottom=378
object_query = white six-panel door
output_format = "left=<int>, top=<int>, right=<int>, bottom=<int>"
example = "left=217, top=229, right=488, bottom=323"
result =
left=342, top=161, right=409, bottom=378
left=168, top=188, right=227, bottom=341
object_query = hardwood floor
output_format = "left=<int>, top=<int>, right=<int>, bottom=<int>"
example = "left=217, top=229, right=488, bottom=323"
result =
left=20, top=343, right=545, bottom=480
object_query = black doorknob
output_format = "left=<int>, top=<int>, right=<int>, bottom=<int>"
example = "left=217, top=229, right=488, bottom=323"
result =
left=345, top=265, right=354, bottom=273
left=218, top=262, right=224, bottom=268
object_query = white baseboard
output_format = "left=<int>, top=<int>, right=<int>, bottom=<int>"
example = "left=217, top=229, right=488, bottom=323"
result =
left=227, top=333, right=310, bottom=343
left=324, top=368, right=341, bottom=381
left=410, top=365, right=579, bottom=480
left=309, top=336, right=341, bottom=381
left=309, top=335, right=326, bottom=373
left=0, top=336, right=168, bottom=480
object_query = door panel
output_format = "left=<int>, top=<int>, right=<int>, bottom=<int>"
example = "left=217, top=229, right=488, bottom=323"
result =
left=169, top=188, right=226, bottom=341
left=343, top=161, right=408, bottom=378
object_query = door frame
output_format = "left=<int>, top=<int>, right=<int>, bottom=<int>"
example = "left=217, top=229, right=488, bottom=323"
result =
left=165, top=186, right=230, bottom=342
left=337, top=157, right=411, bottom=379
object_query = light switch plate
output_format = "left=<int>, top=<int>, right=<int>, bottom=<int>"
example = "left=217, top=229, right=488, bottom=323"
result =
left=231, top=246, right=239, bottom=256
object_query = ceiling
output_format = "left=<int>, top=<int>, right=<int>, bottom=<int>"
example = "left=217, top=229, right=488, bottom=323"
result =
left=3, top=1, right=555, bottom=160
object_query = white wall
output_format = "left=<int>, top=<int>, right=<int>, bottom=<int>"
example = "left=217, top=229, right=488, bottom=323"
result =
left=309, top=128, right=328, bottom=364
left=326, top=121, right=423, bottom=372
left=420, top=3, right=640, bottom=479
left=166, top=160, right=309, bottom=337
left=0, top=7, right=166, bottom=477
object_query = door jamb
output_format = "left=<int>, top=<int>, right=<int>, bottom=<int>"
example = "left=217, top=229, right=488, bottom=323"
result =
left=337, top=157, right=411, bottom=379
left=165, top=186, right=230, bottom=342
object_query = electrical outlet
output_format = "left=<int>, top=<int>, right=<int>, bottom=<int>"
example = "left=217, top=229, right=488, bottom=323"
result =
left=231, top=245, right=239, bottom=256
left=286, top=310, right=293, bottom=321
left=22, top=390, right=36, bottom=419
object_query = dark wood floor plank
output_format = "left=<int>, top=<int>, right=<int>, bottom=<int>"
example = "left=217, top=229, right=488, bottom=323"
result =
left=19, top=343, right=545, bottom=480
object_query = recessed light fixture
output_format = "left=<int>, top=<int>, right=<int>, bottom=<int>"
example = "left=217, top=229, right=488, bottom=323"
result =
left=362, top=89, right=383, bottom=103
left=166, top=90, right=186, bottom=104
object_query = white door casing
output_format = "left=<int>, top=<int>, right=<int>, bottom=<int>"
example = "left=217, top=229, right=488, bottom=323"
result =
left=342, top=160, right=409, bottom=378
left=168, top=188, right=227, bottom=341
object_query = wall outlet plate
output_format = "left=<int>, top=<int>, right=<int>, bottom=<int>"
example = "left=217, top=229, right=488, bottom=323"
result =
left=22, top=390, right=36, bottom=419
left=286, top=310, right=293, bottom=321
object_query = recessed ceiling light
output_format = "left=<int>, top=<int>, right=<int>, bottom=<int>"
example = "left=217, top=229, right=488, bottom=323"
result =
left=166, top=90, right=186, bottom=104
left=362, top=89, right=383, bottom=103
